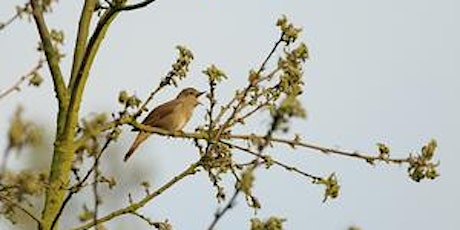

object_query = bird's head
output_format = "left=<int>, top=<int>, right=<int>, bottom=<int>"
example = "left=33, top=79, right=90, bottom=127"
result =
left=176, top=87, right=205, bottom=106
left=176, top=87, right=205, bottom=100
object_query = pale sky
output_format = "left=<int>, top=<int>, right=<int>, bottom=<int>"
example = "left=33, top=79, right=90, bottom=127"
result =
left=1, top=0, right=459, bottom=229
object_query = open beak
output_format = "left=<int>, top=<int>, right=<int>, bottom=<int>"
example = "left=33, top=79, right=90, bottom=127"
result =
left=196, top=91, right=205, bottom=106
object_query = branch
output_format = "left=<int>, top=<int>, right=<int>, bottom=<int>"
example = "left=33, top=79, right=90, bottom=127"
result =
left=0, top=59, right=44, bottom=101
left=71, top=161, right=201, bottom=230
left=228, top=134, right=410, bottom=165
left=0, top=12, right=20, bottom=32
left=41, top=4, right=120, bottom=229
left=30, top=0, right=68, bottom=107
left=214, top=34, right=284, bottom=136
left=128, top=121, right=409, bottom=166
left=72, top=114, right=413, bottom=169
left=0, top=195, right=42, bottom=227
left=219, top=140, right=322, bottom=182
left=131, top=71, right=176, bottom=120
left=116, top=0, right=158, bottom=12
left=205, top=105, right=290, bottom=228
left=257, top=34, right=284, bottom=74
left=207, top=189, right=240, bottom=230
left=204, top=74, right=218, bottom=156
left=92, top=146, right=101, bottom=228
left=131, top=45, right=195, bottom=119
left=69, top=0, right=98, bottom=91
left=50, top=135, right=115, bottom=230
left=0, top=3, right=30, bottom=32
left=72, top=116, right=410, bottom=168
left=130, top=211, right=171, bottom=229
left=64, top=7, right=119, bottom=139
left=66, top=113, right=413, bottom=228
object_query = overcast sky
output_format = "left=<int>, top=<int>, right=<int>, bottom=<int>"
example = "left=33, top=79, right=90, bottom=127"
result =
left=1, top=0, right=459, bottom=229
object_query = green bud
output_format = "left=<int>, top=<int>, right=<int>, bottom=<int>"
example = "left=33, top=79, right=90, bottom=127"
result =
left=251, top=216, right=286, bottom=230
left=78, top=205, right=94, bottom=222
left=29, top=72, right=44, bottom=87
left=50, top=29, right=65, bottom=45
left=118, top=90, right=129, bottom=104
left=425, top=166, right=439, bottom=180
left=127, top=95, right=141, bottom=108
left=203, top=64, right=227, bottom=82
left=316, top=173, right=340, bottom=202
left=421, top=139, right=437, bottom=160
left=377, top=143, right=390, bottom=160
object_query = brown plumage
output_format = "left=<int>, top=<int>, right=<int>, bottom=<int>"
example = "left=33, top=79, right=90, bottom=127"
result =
left=124, top=87, right=204, bottom=161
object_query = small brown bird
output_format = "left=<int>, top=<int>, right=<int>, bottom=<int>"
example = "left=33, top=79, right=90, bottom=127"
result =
left=124, top=87, right=204, bottom=161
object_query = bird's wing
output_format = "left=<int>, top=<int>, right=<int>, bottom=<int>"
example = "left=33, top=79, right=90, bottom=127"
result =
left=142, top=99, right=182, bottom=126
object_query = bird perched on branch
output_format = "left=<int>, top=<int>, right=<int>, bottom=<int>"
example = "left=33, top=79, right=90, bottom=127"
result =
left=124, top=87, right=205, bottom=161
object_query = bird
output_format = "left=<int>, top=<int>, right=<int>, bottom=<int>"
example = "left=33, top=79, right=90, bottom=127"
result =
left=123, top=87, right=205, bottom=161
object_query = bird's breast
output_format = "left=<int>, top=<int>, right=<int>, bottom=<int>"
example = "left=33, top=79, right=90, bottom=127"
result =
left=170, top=102, right=195, bottom=131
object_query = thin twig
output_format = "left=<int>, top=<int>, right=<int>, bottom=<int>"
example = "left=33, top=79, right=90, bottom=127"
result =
left=130, top=211, right=169, bottom=229
left=214, top=34, right=285, bottom=139
left=132, top=73, right=173, bottom=119
left=204, top=76, right=217, bottom=156
left=0, top=195, right=42, bottom=227
left=227, top=94, right=275, bottom=128
left=0, top=12, right=20, bottom=31
left=0, top=147, right=12, bottom=175
left=207, top=101, right=288, bottom=229
left=229, top=134, right=409, bottom=165
left=256, top=34, right=285, bottom=74
left=132, top=45, right=194, bottom=120
left=0, top=3, right=30, bottom=32
left=207, top=189, right=240, bottom=230
left=221, top=140, right=321, bottom=181
left=92, top=143, right=101, bottom=228
left=71, top=161, right=201, bottom=230
left=116, top=0, right=157, bottom=11
left=0, top=59, right=45, bottom=101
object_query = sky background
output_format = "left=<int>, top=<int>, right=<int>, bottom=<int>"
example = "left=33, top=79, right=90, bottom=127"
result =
left=1, top=0, right=459, bottom=229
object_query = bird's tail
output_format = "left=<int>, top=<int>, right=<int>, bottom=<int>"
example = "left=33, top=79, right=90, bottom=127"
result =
left=124, top=132, right=149, bottom=162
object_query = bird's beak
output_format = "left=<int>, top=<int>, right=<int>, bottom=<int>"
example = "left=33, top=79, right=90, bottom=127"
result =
left=196, top=92, right=205, bottom=106
left=197, top=91, right=205, bottom=97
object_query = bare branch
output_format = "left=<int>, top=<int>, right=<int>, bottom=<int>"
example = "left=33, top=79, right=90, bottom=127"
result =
left=207, top=189, right=240, bottom=230
left=92, top=146, right=101, bottom=228
left=117, top=0, right=158, bottom=12
left=0, top=195, right=42, bottom=227
left=132, top=45, right=194, bottom=119
left=220, top=140, right=322, bottom=181
left=0, top=3, right=30, bottom=32
left=130, top=211, right=171, bottom=229
left=214, top=34, right=285, bottom=138
left=229, top=134, right=409, bottom=165
left=0, top=59, right=45, bottom=101
left=71, top=161, right=201, bottom=230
